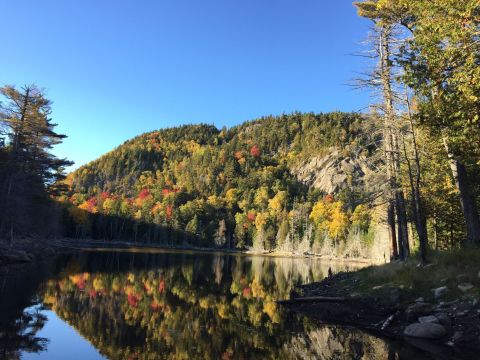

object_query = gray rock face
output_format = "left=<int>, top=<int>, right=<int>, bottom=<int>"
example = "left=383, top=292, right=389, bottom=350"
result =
left=404, top=323, right=447, bottom=339
left=432, top=286, right=448, bottom=299
left=418, top=315, right=439, bottom=324
left=292, top=149, right=371, bottom=194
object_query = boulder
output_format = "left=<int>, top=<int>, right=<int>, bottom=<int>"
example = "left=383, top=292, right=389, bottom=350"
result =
left=458, top=283, right=474, bottom=292
left=404, top=323, right=447, bottom=339
left=418, top=315, right=439, bottom=324
left=434, top=312, right=452, bottom=326
left=432, top=286, right=448, bottom=299
left=406, top=302, right=434, bottom=322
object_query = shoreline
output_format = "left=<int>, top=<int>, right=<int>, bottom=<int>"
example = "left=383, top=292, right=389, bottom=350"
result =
left=3, top=237, right=479, bottom=358
left=0, top=237, right=377, bottom=265
left=57, top=238, right=377, bottom=264
left=0, top=237, right=72, bottom=267
left=279, top=257, right=480, bottom=359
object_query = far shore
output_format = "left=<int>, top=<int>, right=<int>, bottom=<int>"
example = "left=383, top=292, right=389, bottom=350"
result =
left=54, top=238, right=377, bottom=265
left=1, top=237, right=378, bottom=267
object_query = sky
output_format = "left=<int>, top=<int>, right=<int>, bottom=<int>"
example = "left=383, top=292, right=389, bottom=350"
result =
left=0, top=0, right=371, bottom=170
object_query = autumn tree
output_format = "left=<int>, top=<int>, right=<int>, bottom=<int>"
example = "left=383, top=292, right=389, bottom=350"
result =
left=398, top=0, right=480, bottom=246
left=355, top=0, right=480, bottom=249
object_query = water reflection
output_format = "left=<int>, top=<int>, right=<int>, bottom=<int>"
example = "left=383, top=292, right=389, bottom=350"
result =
left=0, top=306, right=48, bottom=359
left=0, top=250, right=431, bottom=359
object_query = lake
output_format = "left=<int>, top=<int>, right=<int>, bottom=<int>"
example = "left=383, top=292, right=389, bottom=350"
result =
left=0, top=249, right=431, bottom=359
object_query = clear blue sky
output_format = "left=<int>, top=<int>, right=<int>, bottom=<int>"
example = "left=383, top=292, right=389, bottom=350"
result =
left=1, top=0, right=370, bottom=169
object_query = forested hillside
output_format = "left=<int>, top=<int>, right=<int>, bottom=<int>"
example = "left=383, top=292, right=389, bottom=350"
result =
left=60, top=112, right=385, bottom=257
left=58, top=106, right=476, bottom=260
left=1, top=0, right=479, bottom=264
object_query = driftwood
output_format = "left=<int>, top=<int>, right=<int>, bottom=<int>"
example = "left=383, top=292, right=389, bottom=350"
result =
left=380, top=311, right=399, bottom=330
left=277, top=296, right=348, bottom=305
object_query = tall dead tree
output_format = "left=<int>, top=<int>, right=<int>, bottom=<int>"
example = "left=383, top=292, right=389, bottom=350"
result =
left=378, top=25, right=409, bottom=259
left=402, top=90, right=428, bottom=263
left=353, top=23, right=410, bottom=260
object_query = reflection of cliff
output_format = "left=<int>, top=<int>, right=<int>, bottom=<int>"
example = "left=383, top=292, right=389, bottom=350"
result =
left=283, top=327, right=425, bottom=360
left=248, top=255, right=361, bottom=286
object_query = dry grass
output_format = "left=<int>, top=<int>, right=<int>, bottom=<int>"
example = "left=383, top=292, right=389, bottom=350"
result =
left=352, top=248, right=480, bottom=302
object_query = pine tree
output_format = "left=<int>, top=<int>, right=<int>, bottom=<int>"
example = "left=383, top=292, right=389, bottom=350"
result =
left=0, top=85, right=72, bottom=237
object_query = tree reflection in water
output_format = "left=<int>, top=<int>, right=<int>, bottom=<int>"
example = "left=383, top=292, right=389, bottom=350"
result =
left=0, top=306, right=49, bottom=359
left=1, top=250, right=431, bottom=359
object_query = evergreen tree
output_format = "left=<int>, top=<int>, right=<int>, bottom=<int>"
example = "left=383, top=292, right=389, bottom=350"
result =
left=0, top=85, right=72, bottom=238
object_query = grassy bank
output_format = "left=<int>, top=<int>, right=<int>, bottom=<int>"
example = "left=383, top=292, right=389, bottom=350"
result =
left=282, top=248, right=480, bottom=359
left=351, top=249, right=480, bottom=302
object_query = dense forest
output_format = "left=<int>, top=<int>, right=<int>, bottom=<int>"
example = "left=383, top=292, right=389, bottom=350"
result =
left=1, top=0, right=479, bottom=263
left=352, top=0, right=480, bottom=263
left=59, top=112, right=384, bottom=258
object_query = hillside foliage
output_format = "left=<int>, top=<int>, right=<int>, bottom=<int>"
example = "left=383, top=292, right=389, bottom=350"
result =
left=59, top=113, right=379, bottom=254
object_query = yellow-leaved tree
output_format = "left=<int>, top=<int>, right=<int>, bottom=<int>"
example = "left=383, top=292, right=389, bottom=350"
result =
left=310, top=199, right=350, bottom=241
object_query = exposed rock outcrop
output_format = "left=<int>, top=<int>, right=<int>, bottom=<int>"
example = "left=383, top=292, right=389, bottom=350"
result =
left=292, top=148, right=373, bottom=194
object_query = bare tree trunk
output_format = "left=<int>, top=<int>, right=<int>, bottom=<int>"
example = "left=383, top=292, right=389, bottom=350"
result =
left=403, top=138, right=424, bottom=257
left=406, top=95, right=428, bottom=260
left=395, top=190, right=410, bottom=258
left=443, top=137, right=480, bottom=246
left=402, top=93, right=428, bottom=263
left=388, top=201, right=398, bottom=259
left=379, top=25, right=409, bottom=259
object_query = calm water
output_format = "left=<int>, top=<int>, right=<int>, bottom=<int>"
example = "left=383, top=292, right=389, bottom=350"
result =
left=0, top=249, right=432, bottom=359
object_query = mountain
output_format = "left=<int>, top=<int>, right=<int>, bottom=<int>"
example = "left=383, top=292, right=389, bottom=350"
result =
left=60, top=112, right=388, bottom=260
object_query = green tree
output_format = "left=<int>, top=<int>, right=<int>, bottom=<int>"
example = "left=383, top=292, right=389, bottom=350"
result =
left=0, top=85, right=72, bottom=237
left=356, top=0, right=480, bottom=247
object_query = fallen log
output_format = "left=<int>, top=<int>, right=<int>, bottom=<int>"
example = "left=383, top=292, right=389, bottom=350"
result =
left=277, top=296, right=348, bottom=304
